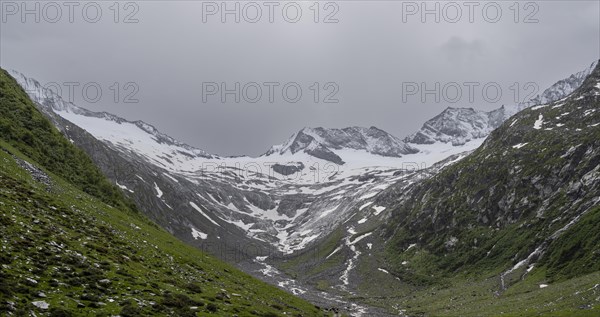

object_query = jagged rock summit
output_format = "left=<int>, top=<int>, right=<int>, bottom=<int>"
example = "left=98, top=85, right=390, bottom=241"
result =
left=264, top=126, right=419, bottom=164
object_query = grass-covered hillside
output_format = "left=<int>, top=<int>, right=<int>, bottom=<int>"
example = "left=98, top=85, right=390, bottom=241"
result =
left=0, top=69, right=136, bottom=213
left=0, top=69, right=329, bottom=316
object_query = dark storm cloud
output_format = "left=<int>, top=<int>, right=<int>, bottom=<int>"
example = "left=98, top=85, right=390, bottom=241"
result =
left=1, top=1, right=598, bottom=156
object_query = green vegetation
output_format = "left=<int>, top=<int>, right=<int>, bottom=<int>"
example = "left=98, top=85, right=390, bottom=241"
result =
left=540, top=206, right=600, bottom=281
left=0, top=69, right=328, bottom=316
left=280, top=227, right=346, bottom=279
left=0, top=69, right=136, bottom=212
left=371, top=270, right=600, bottom=317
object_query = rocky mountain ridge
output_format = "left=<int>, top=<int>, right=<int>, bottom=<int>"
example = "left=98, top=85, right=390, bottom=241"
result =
left=405, top=61, right=598, bottom=146
left=264, top=126, right=419, bottom=164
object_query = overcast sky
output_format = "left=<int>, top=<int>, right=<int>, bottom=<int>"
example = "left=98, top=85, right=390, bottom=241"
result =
left=1, top=1, right=599, bottom=156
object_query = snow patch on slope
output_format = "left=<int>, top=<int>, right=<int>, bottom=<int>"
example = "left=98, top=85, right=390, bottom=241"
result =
left=191, top=228, right=208, bottom=240
left=154, top=182, right=163, bottom=198
left=189, top=202, right=220, bottom=227
left=533, top=115, right=544, bottom=130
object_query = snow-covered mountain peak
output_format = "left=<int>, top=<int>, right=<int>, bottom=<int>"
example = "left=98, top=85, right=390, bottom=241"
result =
left=8, top=70, right=79, bottom=113
left=8, top=70, right=216, bottom=165
left=405, top=61, right=597, bottom=146
left=404, top=107, right=500, bottom=146
left=520, top=60, right=598, bottom=108
left=11, top=70, right=476, bottom=184
left=264, top=126, right=419, bottom=164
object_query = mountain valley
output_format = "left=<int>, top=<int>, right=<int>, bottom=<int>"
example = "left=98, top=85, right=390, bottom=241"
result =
left=2, top=60, right=600, bottom=316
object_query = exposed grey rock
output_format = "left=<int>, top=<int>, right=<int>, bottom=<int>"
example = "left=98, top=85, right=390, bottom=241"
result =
left=98, top=279, right=111, bottom=286
left=32, top=301, right=49, bottom=310
left=13, top=156, right=52, bottom=188
left=24, top=277, right=38, bottom=286
left=405, top=61, right=598, bottom=146
left=272, top=162, right=305, bottom=176
left=264, top=126, right=419, bottom=163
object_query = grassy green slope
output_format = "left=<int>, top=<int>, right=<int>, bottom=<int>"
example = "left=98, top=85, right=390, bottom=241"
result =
left=0, top=69, right=135, bottom=213
left=0, top=69, right=328, bottom=316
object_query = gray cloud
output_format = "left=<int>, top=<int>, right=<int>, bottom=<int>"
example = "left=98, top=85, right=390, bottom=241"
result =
left=438, top=37, right=486, bottom=65
left=1, top=1, right=598, bottom=156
